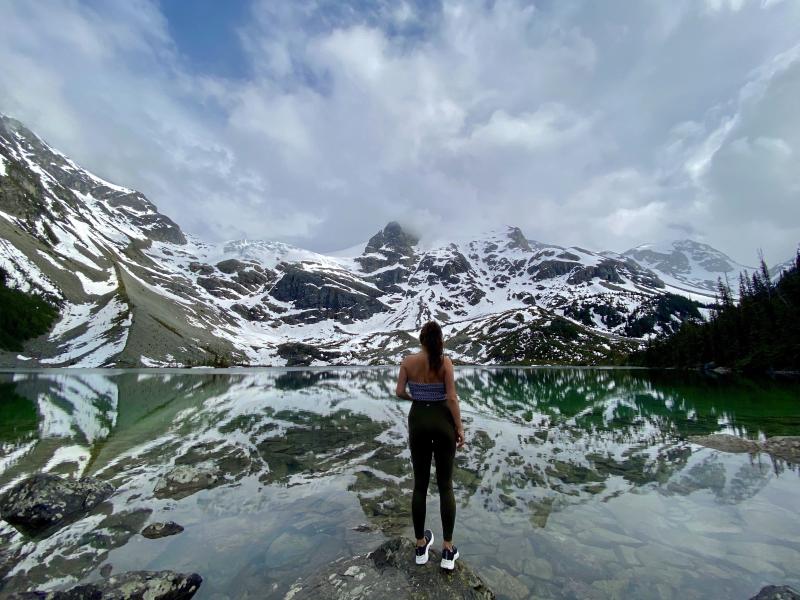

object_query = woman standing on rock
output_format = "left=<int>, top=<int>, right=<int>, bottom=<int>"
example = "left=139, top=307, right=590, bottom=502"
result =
left=396, top=320, right=465, bottom=570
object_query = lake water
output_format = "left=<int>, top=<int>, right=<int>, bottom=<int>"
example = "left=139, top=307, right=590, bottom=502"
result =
left=0, top=368, right=798, bottom=599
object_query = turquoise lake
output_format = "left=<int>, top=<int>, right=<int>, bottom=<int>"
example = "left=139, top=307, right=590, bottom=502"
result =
left=0, top=368, right=798, bottom=599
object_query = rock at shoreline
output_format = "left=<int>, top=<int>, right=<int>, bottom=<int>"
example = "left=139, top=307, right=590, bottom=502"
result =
left=141, top=521, right=184, bottom=539
left=689, top=434, right=800, bottom=464
left=0, top=474, right=114, bottom=536
left=688, top=434, right=760, bottom=454
left=761, top=437, right=800, bottom=464
left=285, top=537, right=495, bottom=599
left=7, top=570, right=202, bottom=600
left=750, top=585, right=800, bottom=599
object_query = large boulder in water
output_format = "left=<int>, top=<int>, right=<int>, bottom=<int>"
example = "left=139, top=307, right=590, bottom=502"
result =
left=285, top=537, right=495, bottom=599
left=7, top=570, right=202, bottom=599
left=141, top=521, right=184, bottom=539
left=0, top=473, right=114, bottom=536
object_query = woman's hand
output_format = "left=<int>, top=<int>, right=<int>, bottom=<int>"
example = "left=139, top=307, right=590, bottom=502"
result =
left=455, top=424, right=465, bottom=449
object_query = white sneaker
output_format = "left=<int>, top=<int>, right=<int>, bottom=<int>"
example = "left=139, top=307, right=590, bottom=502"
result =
left=440, top=546, right=459, bottom=570
left=415, top=529, right=434, bottom=565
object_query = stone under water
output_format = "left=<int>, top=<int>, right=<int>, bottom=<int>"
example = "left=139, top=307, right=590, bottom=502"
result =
left=6, top=570, right=202, bottom=599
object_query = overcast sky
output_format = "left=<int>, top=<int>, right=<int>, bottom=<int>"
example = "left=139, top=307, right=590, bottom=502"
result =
left=1, top=0, right=799, bottom=264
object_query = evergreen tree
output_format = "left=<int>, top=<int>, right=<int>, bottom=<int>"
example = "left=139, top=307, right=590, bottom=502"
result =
left=628, top=250, right=800, bottom=372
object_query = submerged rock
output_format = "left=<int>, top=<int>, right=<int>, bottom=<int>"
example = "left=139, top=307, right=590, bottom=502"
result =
left=750, top=585, right=800, bottom=600
left=153, top=463, right=221, bottom=500
left=0, top=473, right=114, bottom=536
left=285, top=537, right=494, bottom=599
left=141, top=521, right=184, bottom=539
left=7, top=570, right=202, bottom=599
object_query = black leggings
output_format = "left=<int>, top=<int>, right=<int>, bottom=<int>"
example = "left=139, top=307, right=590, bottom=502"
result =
left=408, top=401, right=456, bottom=541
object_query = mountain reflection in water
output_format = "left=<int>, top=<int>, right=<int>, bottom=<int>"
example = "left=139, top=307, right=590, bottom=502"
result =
left=0, top=368, right=798, bottom=599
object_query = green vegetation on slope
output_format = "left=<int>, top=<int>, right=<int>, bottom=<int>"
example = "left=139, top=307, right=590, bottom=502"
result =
left=0, top=268, right=59, bottom=352
left=0, top=382, right=38, bottom=444
left=629, top=252, right=800, bottom=371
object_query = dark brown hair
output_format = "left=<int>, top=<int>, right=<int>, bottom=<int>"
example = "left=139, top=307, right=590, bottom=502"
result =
left=419, top=320, right=444, bottom=373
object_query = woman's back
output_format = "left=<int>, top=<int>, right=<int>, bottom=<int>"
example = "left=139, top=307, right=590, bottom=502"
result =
left=404, top=351, right=446, bottom=384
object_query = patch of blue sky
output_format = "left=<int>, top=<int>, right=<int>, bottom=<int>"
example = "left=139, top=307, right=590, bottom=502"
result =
left=159, top=0, right=253, bottom=80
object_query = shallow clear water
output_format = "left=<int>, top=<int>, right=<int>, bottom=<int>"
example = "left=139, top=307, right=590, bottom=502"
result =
left=0, top=368, right=798, bottom=599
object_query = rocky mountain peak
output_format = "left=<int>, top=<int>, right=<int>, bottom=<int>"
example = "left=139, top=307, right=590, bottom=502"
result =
left=354, top=221, right=420, bottom=281
left=0, top=112, right=186, bottom=246
left=505, top=226, right=531, bottom=252
left=365, top=221, right=419, bottom=254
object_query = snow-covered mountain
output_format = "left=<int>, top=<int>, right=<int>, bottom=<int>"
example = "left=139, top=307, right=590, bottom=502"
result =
left=0, top=114, right=791, bottom=367
left=622, top=240, right=755, bottom=296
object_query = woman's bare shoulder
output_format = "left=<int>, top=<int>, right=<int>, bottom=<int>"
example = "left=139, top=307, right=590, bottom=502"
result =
left=401, top=351, right=422, bottom=364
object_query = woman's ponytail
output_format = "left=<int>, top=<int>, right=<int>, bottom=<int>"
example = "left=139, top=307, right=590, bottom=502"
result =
left=419, top=320, right=444, bottom=373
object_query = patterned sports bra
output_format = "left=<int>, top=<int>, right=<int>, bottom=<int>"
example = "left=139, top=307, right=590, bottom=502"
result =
left=408, top=380, right=447, bottom=402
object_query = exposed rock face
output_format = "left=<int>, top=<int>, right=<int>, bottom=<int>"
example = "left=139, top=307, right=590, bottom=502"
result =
left=141, top=521, right=184, bottom=539
left=0, top=474, right=114, bottom=536
left=567, top=260, right=624, bottom=285
left=276, top=342, right=343, bottom=366
left=750, top=585, right=800, bottom=600
left=355, top=222, right=419, bottom=292
left=285, top=537, right=494, bottom=599
left=505, top=227, right=531, bottom=252
left=197, top=275, right=248, bottom=299
left=7, top=570, right=202, bottom=599
left=215, top=259, right=246, bottom=274
left=270, top=264, right=387, bottom=322
left=357, top=221, right=419, bottom=272
left=0, top=115, right=185, bottom=246
left=528, top=259, right=576, bottom=281
left=412, top=248, right=474, bottom=286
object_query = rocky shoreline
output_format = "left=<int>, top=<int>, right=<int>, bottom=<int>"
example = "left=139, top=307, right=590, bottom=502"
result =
left=2, top=432, right=800, bottom=599
left=688, top=434, right=800, bottom=464
left=284, top=537, right=495, bottom=600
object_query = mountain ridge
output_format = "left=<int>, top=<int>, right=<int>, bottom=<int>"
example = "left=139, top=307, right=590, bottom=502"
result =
left=0, top=113, right=795, bottom=367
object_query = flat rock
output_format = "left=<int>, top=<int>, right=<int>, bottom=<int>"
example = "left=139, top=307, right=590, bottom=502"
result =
left=688, top=434, right=760, bottom=454
left=141, top=521, right=184, bottom=539
left=0, top=473, right=114, bottom=536
left=7, top=570, right=202, bottom=599
left=285, top=537, right=494, bottom=599
left=761, top=437, right=800, bottom=464
left=750, top=585, right=800, bottom=600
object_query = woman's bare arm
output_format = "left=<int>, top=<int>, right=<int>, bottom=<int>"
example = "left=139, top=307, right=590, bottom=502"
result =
left=396, top=358, right=413, bottom=400
left=444, top=357, right=465, bottom=448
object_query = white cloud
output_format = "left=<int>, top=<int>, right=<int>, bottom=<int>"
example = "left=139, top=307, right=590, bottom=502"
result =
left=0, top=0, right=798, bottom=265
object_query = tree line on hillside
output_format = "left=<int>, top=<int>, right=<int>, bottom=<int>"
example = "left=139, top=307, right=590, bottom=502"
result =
left=629, top=251, right=800, bottom=372
left=0, top=268, right=59, bottom=352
